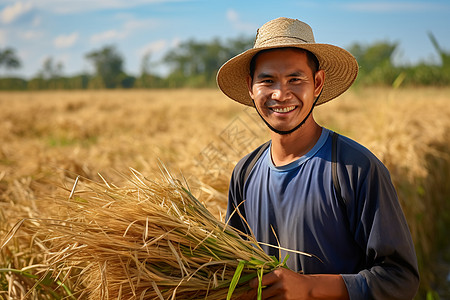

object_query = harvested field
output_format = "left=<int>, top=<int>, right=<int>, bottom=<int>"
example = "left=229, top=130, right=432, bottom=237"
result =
left=1, top=88, right=449, bottom=299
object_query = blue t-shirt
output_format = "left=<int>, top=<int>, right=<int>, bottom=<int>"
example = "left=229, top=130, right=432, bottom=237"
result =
left=227, top=128, right=419, bottom=299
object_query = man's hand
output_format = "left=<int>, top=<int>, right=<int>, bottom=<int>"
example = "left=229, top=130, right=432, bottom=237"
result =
left=235, top=268, right=349, bottom=300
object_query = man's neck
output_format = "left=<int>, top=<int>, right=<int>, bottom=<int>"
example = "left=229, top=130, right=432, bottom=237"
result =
left=270, top=120, right=322, bottom=167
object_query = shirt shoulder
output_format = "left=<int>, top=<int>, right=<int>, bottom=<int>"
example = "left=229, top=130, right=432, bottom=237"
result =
left=336, top=133, right=390, bottom=175
left=231, top=140, right=271, bottom=182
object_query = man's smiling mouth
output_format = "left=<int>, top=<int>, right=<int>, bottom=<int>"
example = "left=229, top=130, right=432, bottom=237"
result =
left=270, top=105, right=296, bottom=113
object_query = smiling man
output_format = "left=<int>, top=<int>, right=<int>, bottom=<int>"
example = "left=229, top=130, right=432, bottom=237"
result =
left=217, top=17, right=419, bottom=299
left=248, top=48, right=324, bottom=167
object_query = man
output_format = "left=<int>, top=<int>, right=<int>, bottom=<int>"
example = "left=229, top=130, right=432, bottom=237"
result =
left=217, top=17, right=419, bottom=299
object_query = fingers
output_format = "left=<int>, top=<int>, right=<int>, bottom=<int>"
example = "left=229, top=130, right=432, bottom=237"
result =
left=260, top=270, right=282, bottom=287
left=246, top=271, right=283, bottom=299
left=250, top=268, right=284, bottom=288
left=247, top=268, right=303, bottom=299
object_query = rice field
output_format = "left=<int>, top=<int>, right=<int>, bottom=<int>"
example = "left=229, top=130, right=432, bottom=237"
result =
left=1, top=87, right=449, bottom=299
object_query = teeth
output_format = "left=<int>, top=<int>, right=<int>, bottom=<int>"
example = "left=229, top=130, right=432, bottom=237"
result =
left=272, top=106, right=295, bottom=113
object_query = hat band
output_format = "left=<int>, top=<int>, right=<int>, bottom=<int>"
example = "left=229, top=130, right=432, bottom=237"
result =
left=256, top=36, right=313, bottom=47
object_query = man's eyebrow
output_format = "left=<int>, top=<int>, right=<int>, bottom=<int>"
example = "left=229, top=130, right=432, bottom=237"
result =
left=256, top=71, right=308, bottom=79
left=288, top=71, right=307, bottom=77
left=256, top=72, right=273, bottom=79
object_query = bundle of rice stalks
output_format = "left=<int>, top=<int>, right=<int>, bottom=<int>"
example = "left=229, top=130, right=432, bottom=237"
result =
left=2, top=167, right=291, bottom=299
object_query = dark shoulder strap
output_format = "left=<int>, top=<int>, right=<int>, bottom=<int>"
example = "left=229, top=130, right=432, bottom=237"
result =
left=239, top=140, right=278, bottom=258
left=331, top=132, right=343, bottom=203
left=229, top=141, right=271, bottom=235
left=237, top=140, right=271, bottom=222
left=243, top=140, right=271, bottom=184
left=331, top=132, right=350, bottom=227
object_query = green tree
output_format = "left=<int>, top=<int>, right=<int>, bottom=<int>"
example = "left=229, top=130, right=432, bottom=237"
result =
left=426, top=32, right=450, bottom=85
left=349, top=41, right=399, bottom=85
left=428, top=32, right=450, bottom=68
left=68, top=73, right=90, bottom=89
left=350, top=41, right=398, bottom=73
left=85, top=45, right=125, bottom=88
left=164, top=36, right=253, bottom=87
left=0, top=48, right=24, bottom=90
left=0, top=47, right=21, bottom=73
left=38, top=57, right=64, bottom=79
left=0, top=77, right=26, bottom=90
left=135, top=51, right=162, bottom=88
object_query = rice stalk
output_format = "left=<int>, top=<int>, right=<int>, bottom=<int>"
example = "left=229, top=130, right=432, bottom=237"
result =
left=3, top=167, right=290, bottom=299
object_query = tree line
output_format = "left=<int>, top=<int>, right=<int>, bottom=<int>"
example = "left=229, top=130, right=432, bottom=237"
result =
left=0, top=33, right=449, bottom=90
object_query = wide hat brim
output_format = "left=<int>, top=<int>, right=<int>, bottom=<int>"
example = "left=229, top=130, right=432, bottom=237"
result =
left=217, top=42, right=359, bottom=107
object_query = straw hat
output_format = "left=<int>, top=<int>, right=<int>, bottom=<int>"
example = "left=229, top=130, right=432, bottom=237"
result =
left=217, top=17, right=359, bottom=106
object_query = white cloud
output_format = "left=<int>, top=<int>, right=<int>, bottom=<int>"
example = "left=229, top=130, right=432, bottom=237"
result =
left=136, top=37, right=179, bottom=76
left=53, top=32, right=79, bottom=48
left=138, top=39, right=167, bottom=57
left=90, top=18, right=157, bottom=44
left=0, top=1, right=33, bottom=24
left=32, top=15, right=41, bottom=27
left=123, top=19, right=156, bottom=31
left=226, top=9, right=255, bottom=32
left=90, top=29, right=124, bottom=44
left=226, top=9, right=238, bottom=22
left=21, top=30, right=44, bottom=40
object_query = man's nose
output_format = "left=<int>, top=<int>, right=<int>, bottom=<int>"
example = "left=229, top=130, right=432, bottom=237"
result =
left=271, top=83, right=292, bottom=101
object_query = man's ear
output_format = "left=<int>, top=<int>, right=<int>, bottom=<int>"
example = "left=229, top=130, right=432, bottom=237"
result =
left=314, top=70, right=325, bottom=98
left=246, top=75, right=254, bottom=99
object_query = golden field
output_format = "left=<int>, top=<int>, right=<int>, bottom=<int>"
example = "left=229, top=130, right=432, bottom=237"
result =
left=1, top=87, right=449, bottom=299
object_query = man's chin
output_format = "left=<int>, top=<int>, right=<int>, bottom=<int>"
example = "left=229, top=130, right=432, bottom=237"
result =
left=255, top=105, right=311, bottom=136
left=266, top=123, right=303, bottom=135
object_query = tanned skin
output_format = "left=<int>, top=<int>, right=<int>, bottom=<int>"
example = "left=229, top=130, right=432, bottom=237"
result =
left=236, top=48, right=350, bottom=300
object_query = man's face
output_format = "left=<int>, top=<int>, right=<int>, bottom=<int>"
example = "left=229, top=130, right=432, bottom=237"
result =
left=247, top=48, right=324, bottom=133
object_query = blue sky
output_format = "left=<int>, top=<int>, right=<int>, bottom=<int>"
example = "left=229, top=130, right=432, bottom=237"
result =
left=1, top=0, right=449, bottom=79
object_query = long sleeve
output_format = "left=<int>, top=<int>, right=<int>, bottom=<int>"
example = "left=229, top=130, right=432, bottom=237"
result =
left=338, top=136, right=420, bottom=300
